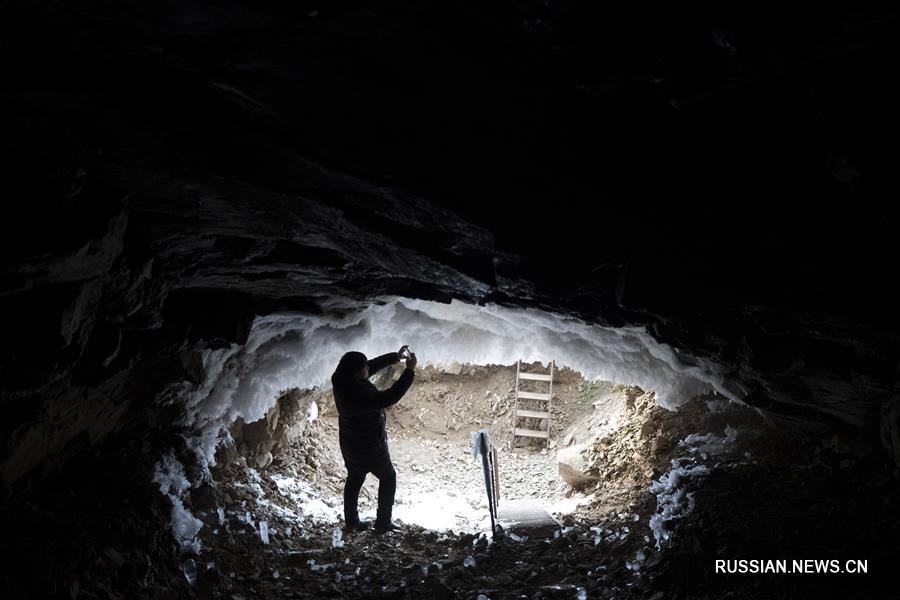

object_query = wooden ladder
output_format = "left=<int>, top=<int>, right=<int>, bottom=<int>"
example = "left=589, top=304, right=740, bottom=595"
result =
left=512, top=360, right=554, bottom=448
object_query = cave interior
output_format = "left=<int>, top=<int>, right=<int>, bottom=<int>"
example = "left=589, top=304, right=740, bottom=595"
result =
left=1, top=1, right=900, bottom=599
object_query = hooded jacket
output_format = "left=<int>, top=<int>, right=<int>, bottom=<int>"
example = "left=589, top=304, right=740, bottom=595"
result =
left=331, top=352, right=414, bottom=462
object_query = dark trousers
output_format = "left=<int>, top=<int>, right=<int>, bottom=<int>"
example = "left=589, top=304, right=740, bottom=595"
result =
left=342, top=449, right=396, bottom=526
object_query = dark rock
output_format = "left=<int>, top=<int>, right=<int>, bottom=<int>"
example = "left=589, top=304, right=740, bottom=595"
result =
left=422, top=576, right=454, bottom=600
left=2, top=2, right=900, bottom=599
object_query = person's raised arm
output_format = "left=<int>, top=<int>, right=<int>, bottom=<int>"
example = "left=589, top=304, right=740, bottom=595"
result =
left=364, top=365, right=414, bottom=409
left=366, top=345, right=408, bottom=376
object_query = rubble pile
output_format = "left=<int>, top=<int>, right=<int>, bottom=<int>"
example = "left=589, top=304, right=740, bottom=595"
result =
left=177, top=453, right=665, bottom=599
left=641, top=424, right=900, bottom=598
left=567, top=389, right=762, bottom=531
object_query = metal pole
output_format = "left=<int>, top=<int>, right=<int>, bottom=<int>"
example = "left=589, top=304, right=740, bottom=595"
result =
left=479, top=432, right=497, bottom=536
left=491, top=446, right=500, bottom=510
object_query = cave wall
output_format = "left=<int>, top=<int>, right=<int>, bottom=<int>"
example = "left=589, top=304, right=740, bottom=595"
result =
left=2, top=1, right=900, bottom=494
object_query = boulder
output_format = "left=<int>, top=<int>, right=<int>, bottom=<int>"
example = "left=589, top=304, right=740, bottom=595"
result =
left=557, top=444, right=599, bottom=489
left=445, top=361, right=463, bottom=375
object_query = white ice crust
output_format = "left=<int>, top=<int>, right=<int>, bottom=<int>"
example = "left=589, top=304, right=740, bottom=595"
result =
left=164, top=296, right=737, bottom=472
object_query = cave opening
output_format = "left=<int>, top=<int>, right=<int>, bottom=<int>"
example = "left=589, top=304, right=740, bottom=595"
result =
left=231, top=362, right=615, bottom=535
left=146, top=296, right=775, bottom=595
left=4, top=293, right=897, bottom=600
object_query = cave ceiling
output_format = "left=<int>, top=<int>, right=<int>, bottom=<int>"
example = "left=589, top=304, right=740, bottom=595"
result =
left=1, top=1, right=899, bottom=487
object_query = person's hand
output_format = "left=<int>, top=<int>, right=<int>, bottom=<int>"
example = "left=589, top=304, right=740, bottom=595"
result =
left=405, top=352, right=417, bottom=370
left=397, top=345, right=409, bottom=360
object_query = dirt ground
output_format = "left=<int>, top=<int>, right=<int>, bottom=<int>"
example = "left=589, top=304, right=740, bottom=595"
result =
left=361, top=362, right=606, bottom=530
left=266, top=362, right=615, bottom=533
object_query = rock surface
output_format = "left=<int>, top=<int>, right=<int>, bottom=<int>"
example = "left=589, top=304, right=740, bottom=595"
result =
left=557, top=444, right=599, bottom=490
left=2, top=3, right=900, bottom=597
left=2, top=1, right=900, bottom=494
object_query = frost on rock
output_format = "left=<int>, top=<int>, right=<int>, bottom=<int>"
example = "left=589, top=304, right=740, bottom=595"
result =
left=331, top=527, right=344, bottom=548
left=650, top=428, right=737, bottom=549
left=649, top=459, right=709, bottom=549
left=679, top=426, right=738, bottom=459
left=705, top=397, right=731, bottom=414
left=153, top=452, right=203, bottom=554
left=625, top=549, right=647, bottom=572
left=470, top=429, right=492, bottom=462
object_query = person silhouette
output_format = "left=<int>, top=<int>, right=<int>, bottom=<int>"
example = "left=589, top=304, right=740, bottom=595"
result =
left=331, top=345, right=417, bottom=533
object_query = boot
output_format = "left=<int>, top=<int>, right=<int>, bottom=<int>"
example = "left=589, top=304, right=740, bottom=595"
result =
left=373, top=520, right=401, bottom=534
left=344, top=519, right=371, bottom=532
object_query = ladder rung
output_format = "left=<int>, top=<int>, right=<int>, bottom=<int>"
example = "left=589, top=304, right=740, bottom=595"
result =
left=515, top=409, right=550, bottom=419
left=517, top=391, right=551, bottom=401
left=518, top=372, right=552, bottom=382
left=514, top=427, right=549, bottom=439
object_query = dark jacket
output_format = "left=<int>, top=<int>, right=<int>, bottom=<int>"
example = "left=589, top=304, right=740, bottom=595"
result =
left=332, top=352, right=414, bottom=463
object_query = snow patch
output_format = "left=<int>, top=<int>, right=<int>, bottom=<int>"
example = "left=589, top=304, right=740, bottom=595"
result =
left=153, top=452, right=203, bottom=554
left=393, top=488, right=490, bottom=533
left=547, top=494, right=592, bottom=516
left=271, top=475, right=341, bottom=524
